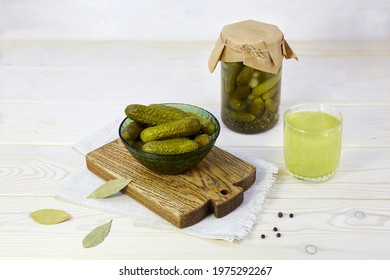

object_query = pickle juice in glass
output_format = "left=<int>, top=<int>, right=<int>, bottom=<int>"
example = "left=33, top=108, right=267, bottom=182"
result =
left=283, top=104, right=342, bottom=182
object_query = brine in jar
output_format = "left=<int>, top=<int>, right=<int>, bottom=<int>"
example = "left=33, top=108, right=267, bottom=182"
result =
left=221, top=61, right=282, bottom=133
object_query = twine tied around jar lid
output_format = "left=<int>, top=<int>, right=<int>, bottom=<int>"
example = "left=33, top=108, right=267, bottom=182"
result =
left=220, top=34, right=286, bottom=65
left=208, top=20, right=297, bottom=74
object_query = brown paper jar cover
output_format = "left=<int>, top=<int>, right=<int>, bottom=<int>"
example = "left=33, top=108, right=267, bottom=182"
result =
left=208, top=20, right=297, bottom=74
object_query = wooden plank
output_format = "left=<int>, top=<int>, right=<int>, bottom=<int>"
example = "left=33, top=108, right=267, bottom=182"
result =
left=1, top=196, right=389, bottom=259
left=1, top=40, right=389, bottom=69
left=0, top=146, right=83, bottom=196
left=0, top=40, right=212, bottom=69
left=0, top=67, right=220, bottom=104
left=1, top=146, right=390, bottom=200
left=0, top=103, right=123, bottom=145
left=1, top=103, right=390, bottom=148
left=0, top=46, right=389, bottom=105
left=232, top=147, right=390, bottom=200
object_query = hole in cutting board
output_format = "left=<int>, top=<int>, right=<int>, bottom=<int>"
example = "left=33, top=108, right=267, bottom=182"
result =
left=220, top=189, right=229, bottom=195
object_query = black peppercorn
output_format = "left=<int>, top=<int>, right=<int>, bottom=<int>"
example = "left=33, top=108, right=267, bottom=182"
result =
left=278, top=212, right=283, bottom=218
left=289, top=213, right=294, bottom=218
left=276, top=233, right=281, bottom=238
left=261, top=234, right=266, bottom=239
left=273, top=227, right=278, bottom=232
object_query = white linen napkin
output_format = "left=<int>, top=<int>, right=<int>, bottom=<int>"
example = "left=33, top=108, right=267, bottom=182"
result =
left=56, top=119, right=278, bottom=241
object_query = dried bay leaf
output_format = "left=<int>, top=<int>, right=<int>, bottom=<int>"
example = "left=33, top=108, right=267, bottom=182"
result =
left=87, top=178, right=131, bottom=199
left=30, top=209, right=70, bottom=225
left=82, top=220, right=113, bottom=248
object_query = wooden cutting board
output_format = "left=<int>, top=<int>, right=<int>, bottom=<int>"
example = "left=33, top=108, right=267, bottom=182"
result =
left=86, top=139, right=256, bottom=228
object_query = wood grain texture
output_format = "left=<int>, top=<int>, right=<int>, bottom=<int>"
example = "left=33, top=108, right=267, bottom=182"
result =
left=1, top=196, right=389, bottom=259
left=1, top=146, right=389, bottom=201
left=1, top=103, right=390, bottom=148
left=1, top=40, right=389, bottom=108
left=0, top=146, right=83, bottom=196
left=0, top=38, right=389, bottom=260
left=86, top=140, right=256, bottom=228
left=1, top=146, right=389, bottom=200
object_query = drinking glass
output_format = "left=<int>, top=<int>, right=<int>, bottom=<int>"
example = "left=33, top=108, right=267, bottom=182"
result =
left=283, top=104, right=343, bottom=182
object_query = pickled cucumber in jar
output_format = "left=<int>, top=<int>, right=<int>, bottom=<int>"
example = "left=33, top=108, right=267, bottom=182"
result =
left=221, top=62, right=282, bottom=134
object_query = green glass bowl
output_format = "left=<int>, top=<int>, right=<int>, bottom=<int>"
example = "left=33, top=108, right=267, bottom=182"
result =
left=118, top=103, right=220, bottom=174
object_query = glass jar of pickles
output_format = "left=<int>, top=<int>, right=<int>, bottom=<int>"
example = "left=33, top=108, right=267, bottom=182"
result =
left=209, top=20, right=297, bottom=134
left=221, top=62, right=282, bottom=133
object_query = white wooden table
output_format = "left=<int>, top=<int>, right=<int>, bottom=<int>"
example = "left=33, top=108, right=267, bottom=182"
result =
left=0, top=39, right=389, bottom=260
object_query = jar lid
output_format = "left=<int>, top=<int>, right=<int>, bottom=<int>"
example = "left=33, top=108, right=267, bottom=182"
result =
left=208, top=20, right=297, bottom=74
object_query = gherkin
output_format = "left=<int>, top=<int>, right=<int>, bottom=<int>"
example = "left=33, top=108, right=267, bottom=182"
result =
left=148, top=104, right=189, bottom=118
left=229, top=96, right=246, bottom=111
left=236, top=66, right=253, bottom=86
left=193, top=134, right=211, bottom=148
left=121, top=122, right=144, bottom=142
left=140, top=117, right=201, bottom=142
left=125, top=104, right=186, bottom=126
left=224, top=62, right=243, bottom=93
left=250, top=72, right=281, bottom=99
left=261, top=82, right=280, bottom=100
left=248, top=97, right=265, bottom=117
left=232, top=85, right=251, bottom=99
left=265, top=99, right=278, bottom=113
left=187, top=112, right=216, bottom=135
left=226, top=110, right=256, bottom=123
left=248, top=77, right=260, bottom=88
left=142, top=137, right=199, bottom=155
